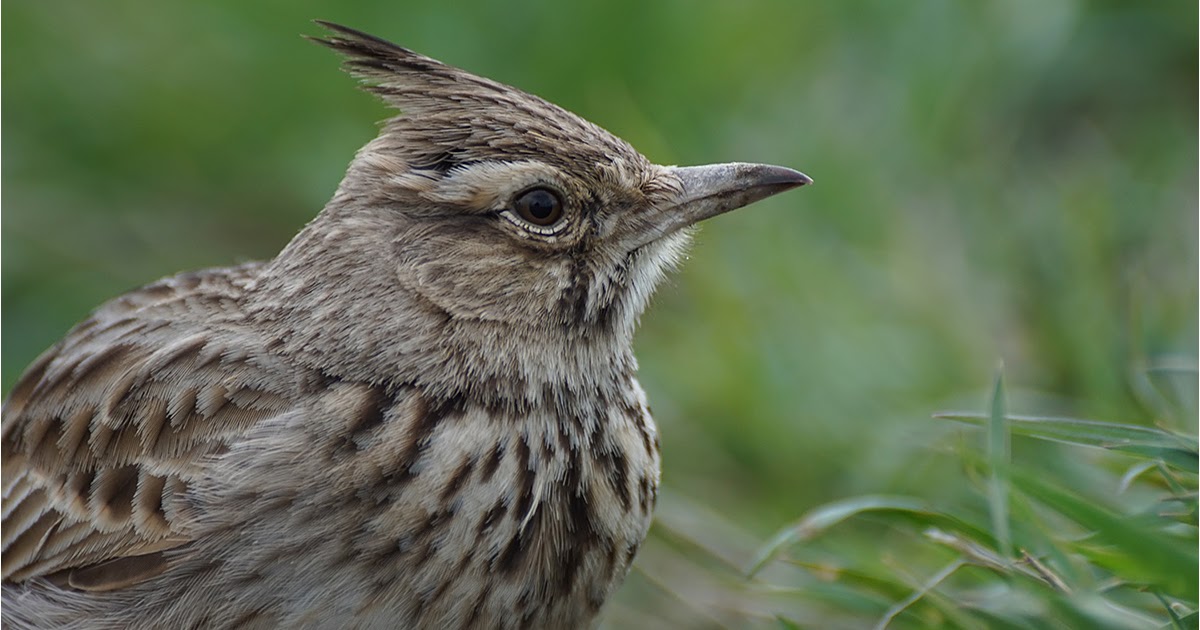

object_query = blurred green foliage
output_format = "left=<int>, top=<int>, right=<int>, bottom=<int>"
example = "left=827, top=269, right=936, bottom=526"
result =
left=3, top=1, right=1195, bottom=627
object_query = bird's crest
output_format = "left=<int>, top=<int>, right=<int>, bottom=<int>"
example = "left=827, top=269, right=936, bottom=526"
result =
left=308, top=21, right=644, bottom=174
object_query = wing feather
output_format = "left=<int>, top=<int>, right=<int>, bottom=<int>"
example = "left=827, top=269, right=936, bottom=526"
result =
left=1, top=263, right=305, bottom=590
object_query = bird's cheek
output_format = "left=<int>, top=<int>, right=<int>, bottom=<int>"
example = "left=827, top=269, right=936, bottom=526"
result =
left=599, top=211, right=670, bottom=255
left=404, top=251, right=567, bottom=324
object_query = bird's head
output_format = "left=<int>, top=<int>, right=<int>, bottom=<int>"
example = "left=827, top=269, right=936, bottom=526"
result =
left=299, top=23, right=808, bottom=336
left=257, top=23, right=808, bottom=386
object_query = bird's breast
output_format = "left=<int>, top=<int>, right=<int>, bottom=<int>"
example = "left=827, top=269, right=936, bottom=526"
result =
left=199, top=377, right=661, bottom=628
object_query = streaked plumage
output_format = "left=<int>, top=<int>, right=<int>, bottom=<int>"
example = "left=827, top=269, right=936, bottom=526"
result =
left=2, top=22, right=808, bottom=628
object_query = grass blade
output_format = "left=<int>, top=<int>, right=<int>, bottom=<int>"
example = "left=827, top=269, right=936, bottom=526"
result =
left=1011, top=468, right=1198, bottom=597
left=988, top=366, right=1013, bottom=560
left=746, top=495, right=997, bottom=578
left=873, top=558, right=967, bottom=630
left=933, top=413, right=1198, bottom=472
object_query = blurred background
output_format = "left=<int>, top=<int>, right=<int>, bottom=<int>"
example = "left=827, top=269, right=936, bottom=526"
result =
left=3, top=1, right=1196, bottom=627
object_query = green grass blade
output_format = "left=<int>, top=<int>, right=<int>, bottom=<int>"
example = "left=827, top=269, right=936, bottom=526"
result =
left=988, top=367, right=1013, bottom=560
left=1011, top=468, right=1198, bottom=598
left=746, top=495, right=997, bottom=578
left=934, top=412, right=1198, bottom=472
left=873, top=558, right=968, bottom=630
left=933, top=412, right=1196, bottom=449
left=1152, top=589, right=1187, bottom=630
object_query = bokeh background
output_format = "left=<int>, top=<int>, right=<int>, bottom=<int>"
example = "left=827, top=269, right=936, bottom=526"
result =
left=3, top=1, right=1196, bottom=627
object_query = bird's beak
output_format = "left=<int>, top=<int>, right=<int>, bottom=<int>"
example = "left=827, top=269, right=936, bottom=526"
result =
left=634, top=163, right=811, bottom=249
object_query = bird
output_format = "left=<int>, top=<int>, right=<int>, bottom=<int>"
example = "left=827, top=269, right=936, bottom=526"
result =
left=1, top=21, right=810, bottom=629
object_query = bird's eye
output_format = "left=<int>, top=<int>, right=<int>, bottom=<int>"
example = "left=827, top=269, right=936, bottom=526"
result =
left=512, top=188, right=563, bottom=227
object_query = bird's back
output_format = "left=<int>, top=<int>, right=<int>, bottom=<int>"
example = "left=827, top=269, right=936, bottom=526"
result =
left=1, top=262, right=301, bottom=624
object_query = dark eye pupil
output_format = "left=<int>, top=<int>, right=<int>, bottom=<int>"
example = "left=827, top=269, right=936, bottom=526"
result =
left=526, top=192, right=555, bottom=219
left=514, top=188, right=563, bottom=227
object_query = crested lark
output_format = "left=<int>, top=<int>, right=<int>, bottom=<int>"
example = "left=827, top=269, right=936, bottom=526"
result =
left=1, top=22, right=809, bottom=629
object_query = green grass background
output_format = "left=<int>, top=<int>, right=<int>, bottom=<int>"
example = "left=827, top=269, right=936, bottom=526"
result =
left=3, top=1, right=1196, bottom=628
